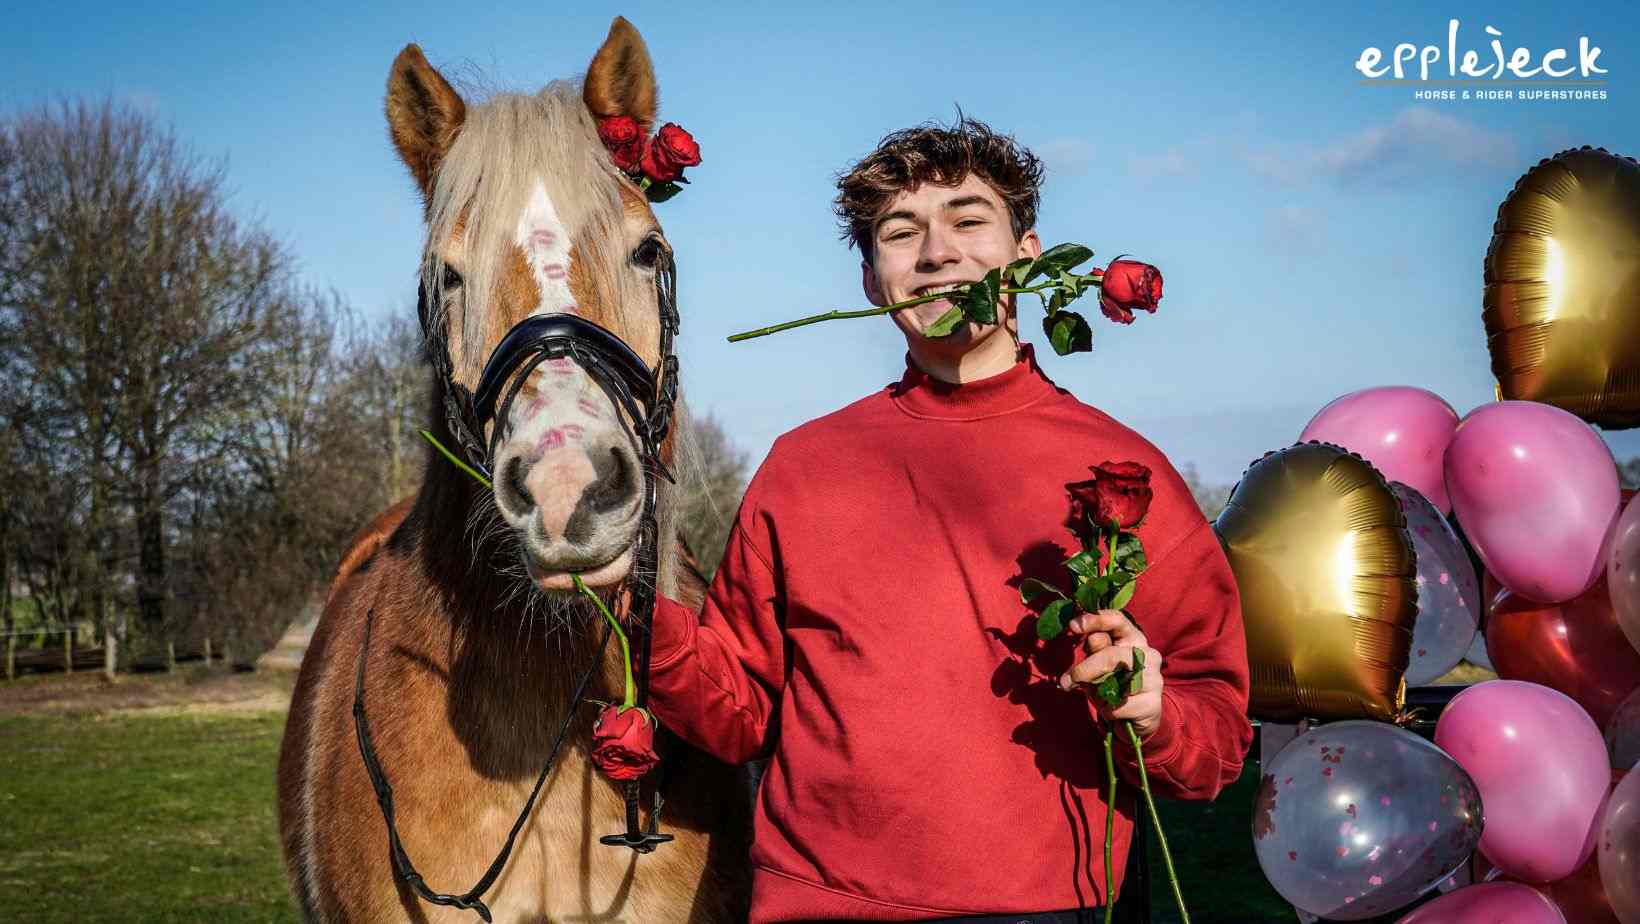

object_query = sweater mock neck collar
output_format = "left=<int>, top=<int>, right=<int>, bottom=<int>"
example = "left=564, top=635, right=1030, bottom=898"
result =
left=890, top=341, right=1059, bottom=420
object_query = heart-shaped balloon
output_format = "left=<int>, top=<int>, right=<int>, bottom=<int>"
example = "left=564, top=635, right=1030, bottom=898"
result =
left=1484, top=146, right=1640, bottom=429
left=1214, top=442, right=1416, bottom=721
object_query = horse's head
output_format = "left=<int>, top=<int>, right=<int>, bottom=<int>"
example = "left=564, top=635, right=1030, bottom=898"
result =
left=387, top=18, right=675, bottom=594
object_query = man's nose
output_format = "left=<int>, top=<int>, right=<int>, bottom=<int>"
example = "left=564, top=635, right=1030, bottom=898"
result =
left=916, top=226, right=959, bottom=271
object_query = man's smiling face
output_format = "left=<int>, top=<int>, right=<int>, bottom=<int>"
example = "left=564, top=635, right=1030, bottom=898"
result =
left=863, top=172, right=1040, bottom=356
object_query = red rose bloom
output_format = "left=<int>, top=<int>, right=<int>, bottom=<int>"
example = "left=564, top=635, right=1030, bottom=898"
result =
left=590, top=704, right=659, bottom=781
left=639, top=122, right=702, bottom=184
left=1097, top=258, right=1163, bottom=325
left=597, top=116, right=644, bottom=173
left=1067, top=460, right=1154, bottom=534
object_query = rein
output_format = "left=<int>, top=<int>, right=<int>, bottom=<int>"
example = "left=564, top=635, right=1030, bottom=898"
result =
left=350, top=249, right=682, bottom=921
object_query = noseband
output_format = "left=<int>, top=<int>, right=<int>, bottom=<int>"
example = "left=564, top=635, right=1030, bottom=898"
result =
left=351, top=249, right=682, bottom=922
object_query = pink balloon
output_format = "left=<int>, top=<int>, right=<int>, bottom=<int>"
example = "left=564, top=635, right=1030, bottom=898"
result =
left=1445, top=401, right=1621, bottom=604
left=1602, top=765, right=1640, bottom=924
left=1609, top=493, right=1640, bottom=657
left=1300, top=386, right=1460, bottom=513
left=1436, top=680, right=1610, bottom=882
left=1397, top=882, right=1565, bottom=923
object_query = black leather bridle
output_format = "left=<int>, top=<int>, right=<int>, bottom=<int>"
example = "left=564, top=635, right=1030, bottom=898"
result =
left=351, top=246, right=682, bottom=922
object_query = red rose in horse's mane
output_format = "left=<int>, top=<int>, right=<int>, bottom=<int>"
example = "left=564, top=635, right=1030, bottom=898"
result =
left=1098, top=259, right=1163, bottom=325
left=590, top=704, right=660, bottom=781
left=640, top=123, right=701, bottom=184
left=596, top=115, right=644, bottom=173
left=1067, top=460, right=1154, bottom=535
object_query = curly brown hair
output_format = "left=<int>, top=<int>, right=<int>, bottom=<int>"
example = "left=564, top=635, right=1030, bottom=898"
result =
left=834, top=116, right=1043, bottom=265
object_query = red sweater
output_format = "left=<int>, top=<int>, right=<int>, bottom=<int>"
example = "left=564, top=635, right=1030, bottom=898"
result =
left=649, top=343, right=1252, bottom=921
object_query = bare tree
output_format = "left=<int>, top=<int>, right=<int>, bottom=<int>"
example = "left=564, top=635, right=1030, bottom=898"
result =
left=1179, top=462, right=1233, bottom=521
left=2, top=98, right=293, bottom=666
left=677, top=411, right=751, bottom=579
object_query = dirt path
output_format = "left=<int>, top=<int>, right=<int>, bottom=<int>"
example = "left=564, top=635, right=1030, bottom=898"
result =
left=0, top=668, right=295, bottom=718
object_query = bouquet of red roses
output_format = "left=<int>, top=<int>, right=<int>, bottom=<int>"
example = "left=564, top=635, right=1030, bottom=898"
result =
left=1023, top=461, right=1190, bottom=924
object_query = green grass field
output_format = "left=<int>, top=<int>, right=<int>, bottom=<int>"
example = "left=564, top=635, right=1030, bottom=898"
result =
left=2, top=671, right=1441, bottom=923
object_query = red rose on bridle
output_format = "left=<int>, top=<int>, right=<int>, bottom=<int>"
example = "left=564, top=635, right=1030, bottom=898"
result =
left=590, top=704, right=660, bottom=781
left=595, top=117, right=701, bottom=201
left=640, top=122, right=701, bottom=184
left=596, top=115, right=644, bottom=173
left=1098, top=258, right=1163, bottom=325
left=1066, top=461, right=1154, bottom=541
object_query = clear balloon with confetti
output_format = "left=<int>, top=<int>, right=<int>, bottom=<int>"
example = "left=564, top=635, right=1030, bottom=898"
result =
left=1392, top=482, right=1481, bottom=686
left=1253, top=720, right=1484, bottom=920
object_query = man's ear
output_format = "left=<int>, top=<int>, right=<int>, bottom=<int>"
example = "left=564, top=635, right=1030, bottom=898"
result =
left=861, top=258, right=887, bottom=307
left=1018, top=228, right=1043, bottom=261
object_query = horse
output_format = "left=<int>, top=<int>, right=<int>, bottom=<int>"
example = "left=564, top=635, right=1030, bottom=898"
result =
left=277, top=19, right=751, bottom=922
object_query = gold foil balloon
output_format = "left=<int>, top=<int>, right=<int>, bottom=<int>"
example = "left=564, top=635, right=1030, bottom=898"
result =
left=1213, top=442, right=1417, bottom=722
left=1484, top=146, right=1640, bottom=428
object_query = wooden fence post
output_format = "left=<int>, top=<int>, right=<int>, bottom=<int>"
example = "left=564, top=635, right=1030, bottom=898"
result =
left=64, top=628, right=73, bottom=675
left=5, top=634, right=13, bottom=681
left=166, top=640, right=176, bottom=673
left=203, top=638, right=212, bottom=667
left=103, top=627, right=116, bottom=681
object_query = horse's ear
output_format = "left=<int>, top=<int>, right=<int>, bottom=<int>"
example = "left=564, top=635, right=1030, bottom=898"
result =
left=386, top=44, right=467, bottom=198
left=583, top=17, right=658, bottom=134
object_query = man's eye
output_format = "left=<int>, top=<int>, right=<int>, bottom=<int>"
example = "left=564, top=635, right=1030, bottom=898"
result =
left=957, top=218, right=985, bottom=228
left=884, top=230, right=915, bottom=242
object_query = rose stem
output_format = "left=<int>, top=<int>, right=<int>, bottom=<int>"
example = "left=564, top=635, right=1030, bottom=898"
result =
left=1128, top=720, right=1189, bottom=924
left=1103, top=728, right=1117, bottom=924
left=574, top=575, right=635, bottom=710
left=725, top=280, right=1069, bottom=342
left=418, top=428, right=492, bottom=490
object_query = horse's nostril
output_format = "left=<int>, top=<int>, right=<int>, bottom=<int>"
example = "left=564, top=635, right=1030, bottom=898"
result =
left=589, top=446, right=635, bottom=515
left=499, top=455, right=534, bottom=515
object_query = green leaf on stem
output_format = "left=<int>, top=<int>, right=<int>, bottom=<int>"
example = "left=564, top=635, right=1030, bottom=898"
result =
left=922, top=305, right=966, bottom=338
left=963, top=268, right=1000, bottom=324
left=646, top=181, right=685, bottom=203
left=1030, top=243, right=1095, bottom=281
left=1037, top=598, right=1074, bottom=641
left=1109, top=578, right=1137, bottom=611
left=1065, top=549, right=1099, bottom=577
left=1006, top=256, right=1034, bottom=287
left=1075, top=577, right=1107, bottom=612
left=1058, top=270, right=1083, bottom=298
left=1048, top=311, right=1093, bottom=355
left=1019, top=578, right=1064, bottom=604
left=1114, top=533, right=1147, bottom=573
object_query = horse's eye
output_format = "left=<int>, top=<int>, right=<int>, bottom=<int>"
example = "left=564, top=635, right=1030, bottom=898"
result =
left=441, top=264, right=463, bottom=290
left=631, top=235, right=666, bottom=270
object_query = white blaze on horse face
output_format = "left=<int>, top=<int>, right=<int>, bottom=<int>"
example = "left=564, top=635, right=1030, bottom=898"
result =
left=505, top=180, right=608, bottom=455
left=515, top=181, right=576, bottom=316
left=494, top=180, right=637, bottom=570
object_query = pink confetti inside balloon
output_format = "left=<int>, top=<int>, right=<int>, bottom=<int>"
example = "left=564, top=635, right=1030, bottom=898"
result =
left=1254, top=721, right=1482, bottom=920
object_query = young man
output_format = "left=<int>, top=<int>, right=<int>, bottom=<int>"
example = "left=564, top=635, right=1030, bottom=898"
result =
left=647, top=119, right=1252, bottom=923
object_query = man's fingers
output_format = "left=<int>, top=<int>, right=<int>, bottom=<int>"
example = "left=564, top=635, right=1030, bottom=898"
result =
left=1059, top=644, right=1138, bottom=691
left=1068, top=609, right=1140, bottom=641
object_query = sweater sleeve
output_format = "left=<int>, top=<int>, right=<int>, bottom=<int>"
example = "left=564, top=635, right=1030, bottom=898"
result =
left=1099, top=519, right=1253, bottom=801
left=646, top=493, right=785, bottom=766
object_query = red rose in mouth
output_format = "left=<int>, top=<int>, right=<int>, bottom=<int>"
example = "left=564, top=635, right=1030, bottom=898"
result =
left=1098, top=259, right=1163, bottom=325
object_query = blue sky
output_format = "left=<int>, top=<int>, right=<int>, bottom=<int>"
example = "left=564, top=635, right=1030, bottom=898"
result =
left=5, top=1, right=1638, bottom=483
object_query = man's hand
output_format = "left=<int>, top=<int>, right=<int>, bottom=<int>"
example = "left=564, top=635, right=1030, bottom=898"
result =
left=1059, top=609, right=1165, bottom=740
